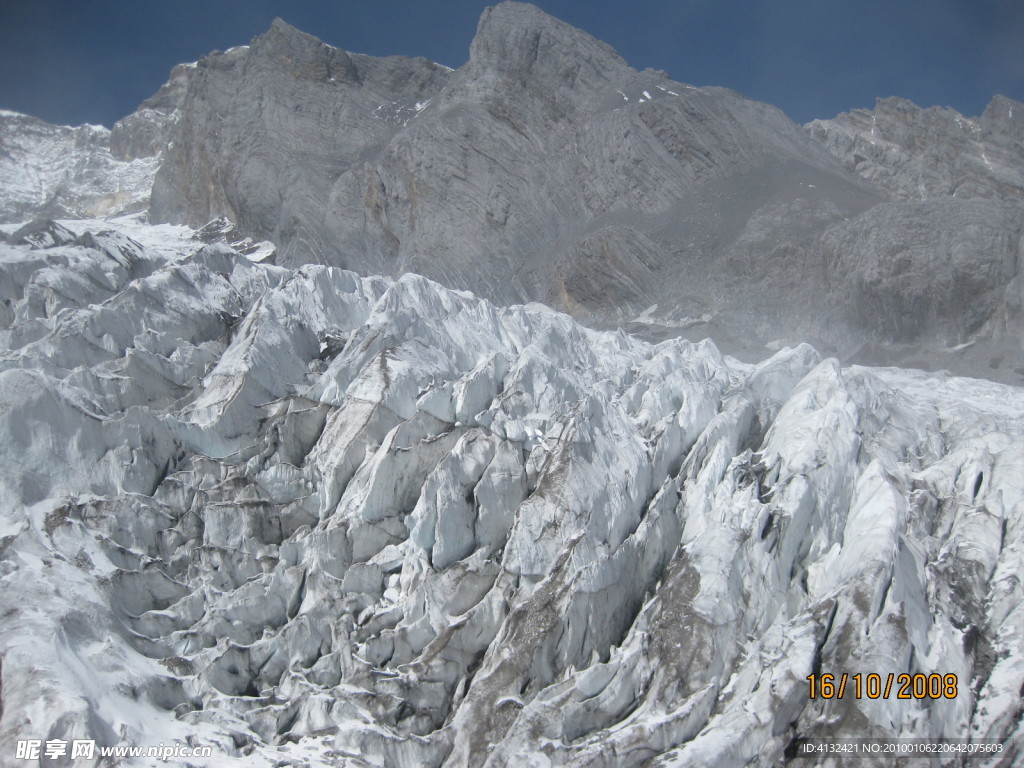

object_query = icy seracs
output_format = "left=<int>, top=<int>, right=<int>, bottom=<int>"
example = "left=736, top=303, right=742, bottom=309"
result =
left=1, top=217, right=1023, bottom=766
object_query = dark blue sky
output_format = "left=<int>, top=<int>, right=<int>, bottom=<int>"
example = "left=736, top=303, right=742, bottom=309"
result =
left=1, top=0, right=1022, bottom=128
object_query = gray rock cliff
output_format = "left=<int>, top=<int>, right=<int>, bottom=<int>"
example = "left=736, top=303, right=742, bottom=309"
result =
left=150, top=18, right=453, bottom=258
left=149, top=6, right=887, bottom=354
left=806, top=95, right=1024, bottom=379
left=109, top=62, right=192, bottom=161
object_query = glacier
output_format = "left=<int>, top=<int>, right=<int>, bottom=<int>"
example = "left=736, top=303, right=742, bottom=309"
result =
left=1, top=216, right=1022, bottom=766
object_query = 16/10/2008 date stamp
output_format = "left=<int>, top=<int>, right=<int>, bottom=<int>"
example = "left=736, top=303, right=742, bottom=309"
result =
left=807, top=673, right=958, bottom=700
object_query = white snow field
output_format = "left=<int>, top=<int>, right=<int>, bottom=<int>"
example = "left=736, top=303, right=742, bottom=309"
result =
left=0, top=217, right=1022, bottom=766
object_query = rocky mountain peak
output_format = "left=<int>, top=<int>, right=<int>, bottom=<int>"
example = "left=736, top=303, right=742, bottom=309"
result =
left=259, top=16, right=330, bottom=54
left=468, top=2, right=631, bottom=100
left=109, top=62, right=192, bottom=161
left=249, top=16, right=361, bottom=84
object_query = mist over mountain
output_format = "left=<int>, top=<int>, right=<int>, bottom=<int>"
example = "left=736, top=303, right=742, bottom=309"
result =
left=1, top=4, right=1024, bottom=766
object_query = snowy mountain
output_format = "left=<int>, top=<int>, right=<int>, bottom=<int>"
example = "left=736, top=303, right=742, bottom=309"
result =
left=0, top=111, right=157, bottom=222
left=0, top=61, right=187, bottom=225
left=1, top=215, right=1023, bottom=766
left=2, top=3, right=1024, bottom=766
left=147, top=6, right=886, bottom=368
left=4, top=3, right=1021, bottom=381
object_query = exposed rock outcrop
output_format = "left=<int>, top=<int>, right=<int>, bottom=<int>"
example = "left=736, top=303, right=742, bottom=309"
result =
left=806, top=95, right=1024, bottom=202
left=142, top=5, right=1024, bottom=381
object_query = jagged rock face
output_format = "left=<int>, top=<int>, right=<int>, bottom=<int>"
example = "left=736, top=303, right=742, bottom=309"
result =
left=806, top=95, right=1024, bottom=202
left=109, top=62, right=193, bottom=161
left=150, top=4, right=882, bottom=340
left=149, top=19, right=454, bottom=258
left=2, top=216, right=1023, bottom=766
left=804, top=94, right=1024, bottom=380
left=2, top=4, right=1023, bottom=379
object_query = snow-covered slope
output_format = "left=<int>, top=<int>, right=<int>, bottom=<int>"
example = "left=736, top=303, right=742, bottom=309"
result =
left=0, top=61, right=187, bottom=224
left=1, top=217, right=1022, bottom=766
left=0, top=112, right=158, bottom=223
